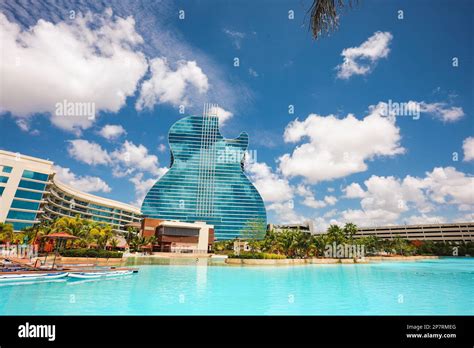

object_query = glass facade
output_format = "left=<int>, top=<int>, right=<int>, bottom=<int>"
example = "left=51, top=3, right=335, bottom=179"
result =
left=22, top=170, right=49, bottom=181
left=42, top=187, right=141, bottom=233
left=0, top=152, right=142, bottom=233
left=142, top=115, right=267, bottom=240
left=5, top=169, right=50, bottom=231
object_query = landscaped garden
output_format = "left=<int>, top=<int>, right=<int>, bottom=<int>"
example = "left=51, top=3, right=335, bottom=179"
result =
left=214, top=223, right=474, bottom=259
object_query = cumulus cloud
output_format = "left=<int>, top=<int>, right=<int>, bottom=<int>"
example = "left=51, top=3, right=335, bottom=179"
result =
left=129, top=171, right=167, bottom=207
left=343, top=183, right=366, bottom=198
left=340, top=208, right=399, bottom=227
left=111, top=140, right=165, bottom=176
left=336, top=31, right=393, bottom=79
left=67, top=139, right=167, bottom=177
left=296, top=184, right=337, bottom=209
left=67, top=140, right=111, bottom=166
left=245, top=161, right=293, bottom=203
left=463, top=137, right=474, bottom=161
left=424, top=167, right=474, bottom=209
left=406, top=214, right=446, bottom=225
left=99, top=124, right=126, bottom=140
left=209, top=105, right=234, bottom=125
left=0, top=10, right=147, bottom=133
left=267, top=202, right=305, bottom=224
left=136, top=58, right=209, bottom=110
left=279, top=104, right=404, bottom=183
left=54, top=165, right=111, bottom=193
left=340, top=167, right=474, bottom=226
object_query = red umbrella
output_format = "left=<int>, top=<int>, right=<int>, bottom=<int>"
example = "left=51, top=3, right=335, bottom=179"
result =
left=43, top=232, right=79, bottom=240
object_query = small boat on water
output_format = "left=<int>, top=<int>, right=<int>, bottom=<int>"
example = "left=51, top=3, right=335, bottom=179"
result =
left=0, top=272, right=69, bottom=282
left=68, top=270, right=134, bottom=279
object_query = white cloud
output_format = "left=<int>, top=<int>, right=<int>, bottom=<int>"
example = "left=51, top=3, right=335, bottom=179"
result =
left=423, top=167, right=474, bottom=208
left=343, top=183, right=366, bottom=198
left=463, top=137, right=474, bottom=161
left=279, top=104, right=404, bottom=183
left=324, top=195, right=338, bottom=205
left=302, top=196, right=327, bottom=209
left=0, top=10, right=147, bottom=133
left=99, top=124, right=126, bottom=140
left=406, top=214, right=446, bottom=225
left=67, top=140, right=111, bottom=166
left=419, top=102, right=464, bottom=122
left=313, top=216, right=342, bottom=233
left=245, top=161, right=293, bottom=203
left=341, top=208, right=399, bottom=227
left=223, top=29, right=245, bottom=49
left=129, top=171, right=167, bottom=207
left=111, top=140, right=164, bottom=176
left=208, top=105, right=234, bottom=125
left=54, top=165, right=111, bottom=193
left=136, top=57, right=209, bottom=110
left=15, top=119, right=39, bottom=135
left=296, top=184, right=337, bottom=209
left=340, top=167, right=474, bottom=226
left=267, top=202, right=305, bottom=224
left=358, top=175, right=430, bottom=214
left=67, top=138, right=168, bottom=179
left=336, top=31, right=393, bottom=79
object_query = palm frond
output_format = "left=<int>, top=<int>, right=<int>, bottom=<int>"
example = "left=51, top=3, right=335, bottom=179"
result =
left=309, top=0, right=358, bottom=39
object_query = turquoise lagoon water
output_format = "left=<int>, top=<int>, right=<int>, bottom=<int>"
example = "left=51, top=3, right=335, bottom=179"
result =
left=0, top=258, right=472, bottom=315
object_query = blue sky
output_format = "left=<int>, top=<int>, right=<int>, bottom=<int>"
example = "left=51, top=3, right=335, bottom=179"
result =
left=0, top=0, right=473, bottom=230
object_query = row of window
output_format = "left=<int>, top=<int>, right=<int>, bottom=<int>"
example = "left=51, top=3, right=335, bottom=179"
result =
left=22, top=170, right=49, bottom=182
left=50, top=189, right=138, bottom=217
left=14, top=189, right=43, bottom=200
left=6, top=210, right=37, bottom=221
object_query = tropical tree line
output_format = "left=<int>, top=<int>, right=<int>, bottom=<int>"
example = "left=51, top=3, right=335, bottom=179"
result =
left=0, top=217, right=161, bottom=254
left=214, top=223, right=474, bottom=259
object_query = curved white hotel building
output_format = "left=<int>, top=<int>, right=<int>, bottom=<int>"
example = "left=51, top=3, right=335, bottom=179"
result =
left=0, top=150, right=141, bottom=233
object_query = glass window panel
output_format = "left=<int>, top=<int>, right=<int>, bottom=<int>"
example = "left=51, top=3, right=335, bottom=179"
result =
left=7, top=210, right=37, bottom=220
left=10, top=200, right=40, bottom=211
left=18, top=180, right=46, bottom=191
left=22, top=170, right=49, bottom=182
left=14, top=189, right=43, bottom=200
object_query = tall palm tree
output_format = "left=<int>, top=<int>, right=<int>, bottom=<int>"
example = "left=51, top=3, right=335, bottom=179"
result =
left=309, top=0, right=358, bottom=39
left=343, top=222, right=358, bottom=243
left=327, top=224, right=346, bottom=244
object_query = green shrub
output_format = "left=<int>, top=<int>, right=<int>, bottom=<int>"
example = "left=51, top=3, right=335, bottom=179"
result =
left=61, top=248, right=122, bottom=259
left=228, top=252, right=285, bottom=259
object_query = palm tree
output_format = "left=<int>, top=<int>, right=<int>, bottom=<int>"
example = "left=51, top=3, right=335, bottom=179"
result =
left=0, top=222, right=14, bottom=243
left=308, top=0, right=358, bottom=40
left=326, top=224, right=346, bottom=245
left=343, top=222, right=358, bottom=243
left=89, top=224, right=113, bottom=250
left=109, top=238, right=119, bottom=250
